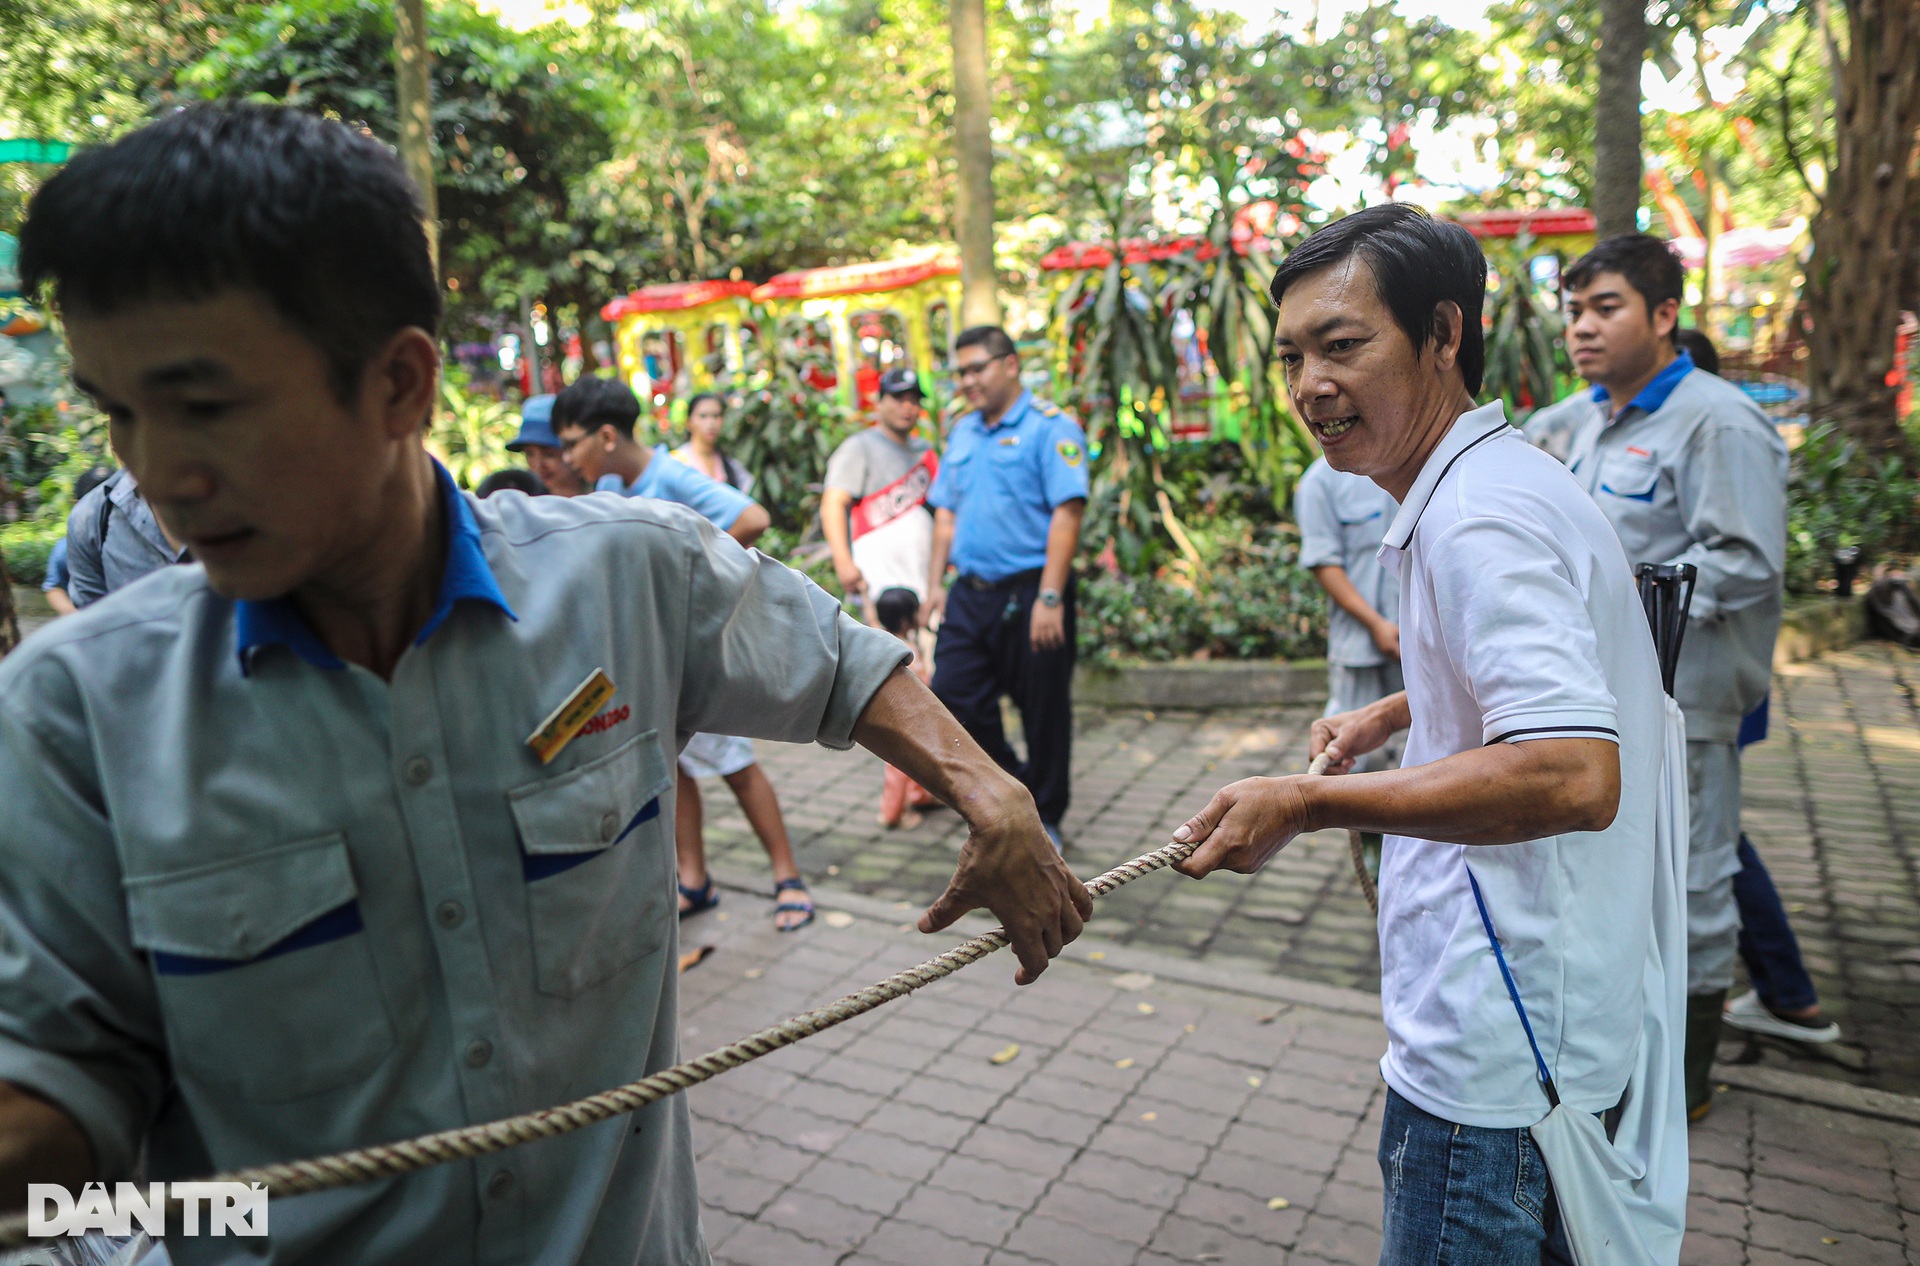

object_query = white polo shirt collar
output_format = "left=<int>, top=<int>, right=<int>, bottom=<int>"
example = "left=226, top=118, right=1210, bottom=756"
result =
left=1381, top=401, right=1514, bottom=553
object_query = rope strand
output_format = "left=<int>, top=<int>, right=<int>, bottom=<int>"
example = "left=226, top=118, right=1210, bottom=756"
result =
left=1, top=753, right=1334, bottom=1244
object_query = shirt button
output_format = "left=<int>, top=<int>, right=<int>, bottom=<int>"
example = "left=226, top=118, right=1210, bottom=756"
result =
left=436, top=900, right=465, bottom=929
left=465, top=1039, right=493, bottom=1068
left=403, top=756, right=432, bottom=787
left=599, top=811, right=620, bottom=843
left=486, top=1170, right=514, bottom=1201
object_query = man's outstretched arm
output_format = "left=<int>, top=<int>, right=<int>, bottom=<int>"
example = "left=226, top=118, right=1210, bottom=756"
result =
left=852, top=667, right=1091, bottom=984
left=0, top=1082, right=93, bottom=1213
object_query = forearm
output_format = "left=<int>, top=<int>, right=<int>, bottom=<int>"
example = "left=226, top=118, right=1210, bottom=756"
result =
left=1311, top=565, right=1384, bottom=628
left=0, top=1081, right=93, bottom=1212
left=1040, top=501, right=1083, bottom=592
left=927, top=511, right=955, bottom=593
left=1299, top=737, right=1620, bottom=845
left=852, top=667, right=1028, bottom=826
left=727, top=503, right=770, bottom=548
left=820, top=491, right=856, bottom=571
left=45, top=589, right=77, bottom=617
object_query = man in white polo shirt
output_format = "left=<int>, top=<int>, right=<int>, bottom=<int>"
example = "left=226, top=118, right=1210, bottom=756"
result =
left=1172, top=204, right=1675, bottom=1262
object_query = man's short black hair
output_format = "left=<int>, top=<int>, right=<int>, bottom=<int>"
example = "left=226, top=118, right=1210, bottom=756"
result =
left=1563, top=234, right=1685, bottom=328
left=954, top=325, right=1018, bottom=362
left=874, top=587, right=921, bottom=637
left=1269, top=203, right=1488, bottom=396
left=553, top=376, right=643, bottom=439
left=476, top=467, right=548, bottom=498
left=18, top=103, right=440, bottom=404
left=1672, top=328, right=1720, bottom=375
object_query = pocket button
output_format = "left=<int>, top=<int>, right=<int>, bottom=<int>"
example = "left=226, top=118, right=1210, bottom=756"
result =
left=599, top=811, right=620, bottom=843
left=436, top=900, right=465, bottom=929
left=403, top=757, right=432, bottom=787
left=465, top=1039, right=493, bottom=1068
left=487, top=1170, right=514, bottom=1200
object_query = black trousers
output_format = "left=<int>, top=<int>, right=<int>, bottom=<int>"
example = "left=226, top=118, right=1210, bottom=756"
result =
left=930, top=572, right=1075, bottom=826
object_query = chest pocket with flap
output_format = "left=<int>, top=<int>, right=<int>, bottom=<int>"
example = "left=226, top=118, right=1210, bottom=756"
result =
left=1597, top=454, right=1660, bottom=503
left=509, top=729, right=675, bottom=998
left=124, top=833, right=396, bottom=1103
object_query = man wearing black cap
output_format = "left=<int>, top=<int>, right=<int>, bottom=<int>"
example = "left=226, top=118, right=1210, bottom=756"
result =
left=820, top=367, right=938, bottom=625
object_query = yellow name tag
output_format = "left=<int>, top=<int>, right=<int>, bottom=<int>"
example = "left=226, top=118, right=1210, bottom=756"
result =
left=526, top=668, right=617, bottom=765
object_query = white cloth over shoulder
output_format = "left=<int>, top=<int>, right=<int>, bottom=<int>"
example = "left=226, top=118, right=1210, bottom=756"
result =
left=1526, top=694, right=1690, bottom=1266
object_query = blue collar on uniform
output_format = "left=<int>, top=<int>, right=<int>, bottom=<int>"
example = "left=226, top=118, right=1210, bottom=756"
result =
left=973, top=390, right=1035, bottom=433
left=1590, top=347, right=1693, bottom=415
left=235, top=460, right=516, bottom=675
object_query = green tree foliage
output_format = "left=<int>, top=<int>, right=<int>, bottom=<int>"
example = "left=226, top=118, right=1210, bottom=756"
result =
left=179, top=0, right=616, bottom=339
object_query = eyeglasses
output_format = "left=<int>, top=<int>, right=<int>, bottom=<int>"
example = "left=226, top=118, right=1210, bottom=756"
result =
left=953, top=356, right=1010, bottom=380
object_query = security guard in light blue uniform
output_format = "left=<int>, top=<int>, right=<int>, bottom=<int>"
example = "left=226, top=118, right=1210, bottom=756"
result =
left=923, top=326, right=1090, bottom=845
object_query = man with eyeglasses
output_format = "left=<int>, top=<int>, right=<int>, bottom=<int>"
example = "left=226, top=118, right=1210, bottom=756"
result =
left=923, top=325, right=1089, bottom=852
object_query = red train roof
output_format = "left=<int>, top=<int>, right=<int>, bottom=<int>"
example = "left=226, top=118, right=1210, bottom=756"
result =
left=751, top=254, right=959, bottom=302
left=600, top=280, right=756, bottom=323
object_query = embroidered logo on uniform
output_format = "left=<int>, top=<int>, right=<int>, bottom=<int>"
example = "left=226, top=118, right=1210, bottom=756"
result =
left=579, top=704, right=631, bottom=738
left=997, top=435, right=1020, bottom=446
left=1056, top=440, right=1084, bottom=467
left=1626, top=445, right=1652, bottom=458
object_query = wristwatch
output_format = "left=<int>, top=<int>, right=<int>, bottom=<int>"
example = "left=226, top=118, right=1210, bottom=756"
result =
left=1037, top=588, right=1063, bottom=608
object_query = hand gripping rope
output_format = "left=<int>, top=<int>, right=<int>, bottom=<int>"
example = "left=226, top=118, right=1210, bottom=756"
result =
left=0, top=753, right=1333, bottom=1246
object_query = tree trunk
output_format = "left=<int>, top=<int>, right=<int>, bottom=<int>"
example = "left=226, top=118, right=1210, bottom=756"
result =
left=1593, top=0, right=1650, bottom=238
left=0, top=548, right=18, bottom=658
left=1803, top=0, right=1920, bottom=460
left=950, top=0, right=1001, bottom=328
left=393, top=0, right=439, bottom=268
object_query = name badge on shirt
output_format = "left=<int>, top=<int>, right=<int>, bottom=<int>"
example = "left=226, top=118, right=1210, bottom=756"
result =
left=526, top=668, right=617, bottom=765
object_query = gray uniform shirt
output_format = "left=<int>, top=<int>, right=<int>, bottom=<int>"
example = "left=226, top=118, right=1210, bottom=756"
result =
left=1566, top=360, right=1788, bottom=742
left=63, top=469, right=188, bottom=607
left=0, top=478, right=907, bottom=1265
left=1294, top=457, right=1400, bottom=667
left=823, top=425, right=932, bottom=499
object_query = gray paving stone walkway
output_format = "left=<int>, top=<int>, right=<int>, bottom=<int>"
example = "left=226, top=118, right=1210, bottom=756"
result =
left=678, top=896, right=1920, bottom=1266
left=698, top=645, right=1920, bottom=1098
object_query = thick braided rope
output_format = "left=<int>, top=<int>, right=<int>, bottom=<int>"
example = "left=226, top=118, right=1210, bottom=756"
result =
left=0, top=831, right=1234, bottom=1244
left=0, top=755, right=1332, bottom=1243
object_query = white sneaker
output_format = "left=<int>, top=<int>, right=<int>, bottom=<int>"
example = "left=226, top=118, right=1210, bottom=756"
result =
left=1723, top=991, right=1841, bottom=1044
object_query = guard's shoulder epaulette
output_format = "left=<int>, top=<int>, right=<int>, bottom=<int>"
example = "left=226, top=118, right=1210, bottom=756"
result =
left=1035, top=399, right=1065, bottom=418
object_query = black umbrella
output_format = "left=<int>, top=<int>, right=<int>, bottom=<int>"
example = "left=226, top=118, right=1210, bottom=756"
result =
left=1634, top=562, right=1698, bottom=698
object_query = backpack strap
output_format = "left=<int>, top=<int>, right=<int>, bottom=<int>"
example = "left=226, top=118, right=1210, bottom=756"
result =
left=1467, top=867, right=1561, bottom=1108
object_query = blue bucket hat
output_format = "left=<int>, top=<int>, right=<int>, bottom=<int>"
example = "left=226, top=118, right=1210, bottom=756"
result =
left=506, top=394, right=558, bottom=452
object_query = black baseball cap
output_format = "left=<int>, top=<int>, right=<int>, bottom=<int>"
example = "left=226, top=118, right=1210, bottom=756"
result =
left=878, top=368, right=922, bottom=398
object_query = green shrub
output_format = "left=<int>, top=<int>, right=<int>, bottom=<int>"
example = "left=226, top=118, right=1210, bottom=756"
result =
left=1, top=516, right=64, bottom=585
left=1786, top=423, right=1920, bottom=594
left=1075, top=531, right=1326, bottom=665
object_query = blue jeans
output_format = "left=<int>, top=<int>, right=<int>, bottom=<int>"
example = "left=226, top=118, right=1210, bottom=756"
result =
left=1379, top=1088, right=1575, bottom=1266
left=1735, top=833, right=1821, bottom=1013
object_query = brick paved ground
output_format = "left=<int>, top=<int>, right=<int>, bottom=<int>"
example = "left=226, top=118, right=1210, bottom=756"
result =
left=700, top=644, right=1920, bottom=1096
left=679, top=899, right=1920, bottom=1266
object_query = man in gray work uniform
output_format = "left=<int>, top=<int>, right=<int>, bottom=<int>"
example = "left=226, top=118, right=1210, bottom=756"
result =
left=1556, top=234, right=1788, bottom=1121
left=63, top=467, right=191, bottom=607
left=0, top=104, right=1090, bottom=1263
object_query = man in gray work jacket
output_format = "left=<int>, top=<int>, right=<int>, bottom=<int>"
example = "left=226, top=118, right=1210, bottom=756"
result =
left=1554, top=234, right=1788, bottom=1121
left=63, top=467, right=190, bottom=606
left=0, top=103, right=1090, bottom=1264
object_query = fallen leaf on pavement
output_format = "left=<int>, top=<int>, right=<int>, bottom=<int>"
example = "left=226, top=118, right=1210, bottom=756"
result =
left=1247, top=1076, right=1263, bottom=1088
left=1113, top=972, right=1155, bottom=991
left=1140, top=1111, right=1158, bottom=1121
left=1267, top=1198, right=1290, bottom=1211
left=823, top=911, right=855, bottom=928
left=743, top=968, right=763, bottom=979
left=1136, top=1003, right=1156, bottom=1015
left=990, top=1043, right=1021, bottom=1065
left=1087, top=950, right=1106, bottom=961
left=1115, top=1058, right=1136, bottom=1069
left=677, top=945, right=714, bottom=973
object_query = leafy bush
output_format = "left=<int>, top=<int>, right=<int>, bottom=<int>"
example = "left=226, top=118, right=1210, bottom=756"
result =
left=1786, top=422, right=1920, bottom=594
left=1075, top=527, right=1327, bottom=665
left=431, top=368, right=521, bottom=490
